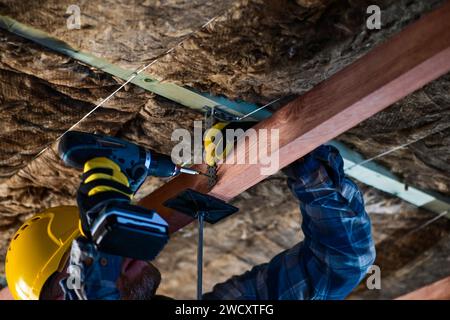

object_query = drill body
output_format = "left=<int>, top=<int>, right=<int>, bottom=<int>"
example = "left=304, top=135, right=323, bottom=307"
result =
left=58, top=131, right=178, bottom=261
left=59, top=131, right=181, bottom=192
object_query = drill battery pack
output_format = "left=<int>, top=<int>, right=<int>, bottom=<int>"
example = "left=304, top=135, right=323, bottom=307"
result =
left=90, top=202, right=169, bottom=261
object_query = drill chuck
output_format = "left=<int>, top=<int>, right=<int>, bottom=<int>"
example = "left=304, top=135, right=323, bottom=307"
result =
left=147, top=150, right=180, bottom=177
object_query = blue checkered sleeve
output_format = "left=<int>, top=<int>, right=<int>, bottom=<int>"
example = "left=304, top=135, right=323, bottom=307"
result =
left=203, top=145, right=375, bottom=300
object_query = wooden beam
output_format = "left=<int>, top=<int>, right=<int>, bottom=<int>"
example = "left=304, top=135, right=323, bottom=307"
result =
left=396, top=276, right=450, bottom=300
left=139, top=2, right=450, bottom=233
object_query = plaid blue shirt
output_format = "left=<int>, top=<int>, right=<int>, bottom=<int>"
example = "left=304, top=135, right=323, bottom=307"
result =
left=203, top=145, right=375, bottom=300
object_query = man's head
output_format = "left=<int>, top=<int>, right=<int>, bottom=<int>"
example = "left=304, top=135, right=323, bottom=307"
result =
left=40, top=258, right=162, bottom=300
left=117, top=258, right=161, bottom=300
left=6, top=206, right=162, bottom=300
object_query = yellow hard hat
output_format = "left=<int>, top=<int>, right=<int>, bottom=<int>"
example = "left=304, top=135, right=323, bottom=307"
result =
left=5, top=206, right=81, bottom=300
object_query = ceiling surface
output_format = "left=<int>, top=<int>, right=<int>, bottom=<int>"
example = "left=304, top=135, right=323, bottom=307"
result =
left=0, top=0, right=449, bottom=298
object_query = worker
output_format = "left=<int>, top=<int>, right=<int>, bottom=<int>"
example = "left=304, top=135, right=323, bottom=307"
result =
left=4, top=137, right=375, bottom=300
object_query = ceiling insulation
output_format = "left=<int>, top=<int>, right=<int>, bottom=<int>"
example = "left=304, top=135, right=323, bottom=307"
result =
left=0, top=0, right=449, bottom=299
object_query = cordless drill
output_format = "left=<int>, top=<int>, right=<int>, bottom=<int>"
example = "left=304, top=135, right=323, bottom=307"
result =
left=59, top=130, right=202, bottom=191
left=58, top=131, right=200, bottom=261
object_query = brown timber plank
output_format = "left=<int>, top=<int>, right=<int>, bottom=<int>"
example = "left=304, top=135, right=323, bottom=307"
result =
left=139, top=1, right=450, bottom=234
left=396, top=276, right=450, bottom=300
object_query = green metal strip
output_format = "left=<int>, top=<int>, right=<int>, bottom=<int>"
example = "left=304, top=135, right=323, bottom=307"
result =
left=0, top=15, right=271, bottom=121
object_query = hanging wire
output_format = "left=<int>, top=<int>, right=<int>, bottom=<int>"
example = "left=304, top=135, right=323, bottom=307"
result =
left=237, top=97, right=283, bottom=121
left=345, top=125, right=449, bottom=171
left=387, top=209, right=450, bottom=246
left=29, top=13, right=224, bottom=163
left=343, top=126, right=450, bottom=235
left=403, top=210, right=449, bottom=237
